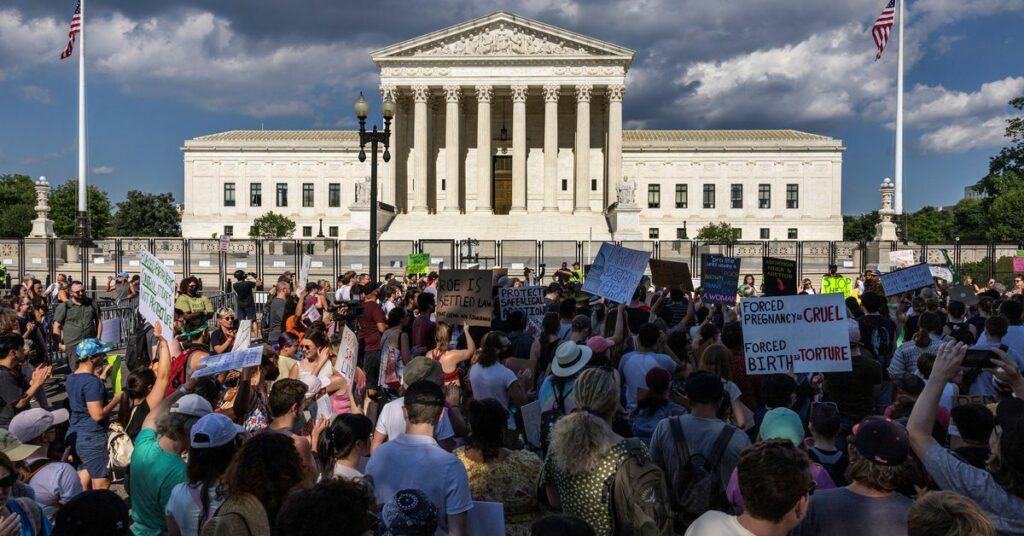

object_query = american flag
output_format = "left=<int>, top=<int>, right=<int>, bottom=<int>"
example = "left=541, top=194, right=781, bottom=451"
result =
left=60, top=0, right=82, bottom=60
left=872, top=0, right=896, bottom=60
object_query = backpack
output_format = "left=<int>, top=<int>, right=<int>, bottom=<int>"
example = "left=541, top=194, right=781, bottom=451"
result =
left=668, top=417, right=735, bottom=529
left=539, top=378, right=570, bottom=453
left=165, top=348, right=202, bottom=398
left=261, top=296, right=276, bottom=336
left=107, top=421, right=134, bottom=470
left=124, top=315, right=153, bottom=372
left=607, top=438, right=674, bottom=536
left=946, top=322, right=975, bottom=345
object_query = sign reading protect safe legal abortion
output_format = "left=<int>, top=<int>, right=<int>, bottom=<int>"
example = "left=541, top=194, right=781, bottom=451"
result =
left=436, top=269, right=494, bottom=327
left=139, top=250, right=176, bottom=342
left=739, top=294, right=852, bottom=375
left=499, top=286, right=545, bottom=320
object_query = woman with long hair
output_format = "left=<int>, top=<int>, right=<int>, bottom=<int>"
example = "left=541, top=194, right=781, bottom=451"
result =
left=166, top=413, right=242, bottom=536
left=231, top=346, right=280, bottom=432
left=631, top=367, right=686, bottom=446
left=177, top=314, right=212, bottom=392
left=699, top=343, right=749, bottom=429
left=312, top=413, right=373, bottom=481
left=469, top=332, right=529, bottom=442
left=290, top=325, right=357, bottom=415
left=530, top=312, right=562, bottom=383
left=201, top=433, right=306, bottom=535
left=273, top=332, right=300, bottom=381
left=118, top=321, right=172, bottom=441
left=378, top=307, right=411, bottom=393
left=426, top=321, right=475, bottom=406
left=890, top=311, right=944, bottom=379
left=455, top=399, right=543, bottom=535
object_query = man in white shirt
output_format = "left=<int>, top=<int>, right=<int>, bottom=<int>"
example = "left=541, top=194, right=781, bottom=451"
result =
left=618, top=322, right=677, bottom=410
left=686, top=439, right=813, bottom=536
left=366, top=380, right=472, bottom=536
left=370, top=357, right=457, bottom=452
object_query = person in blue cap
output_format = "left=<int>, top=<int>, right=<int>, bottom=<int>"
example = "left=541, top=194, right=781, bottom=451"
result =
left=65, top=339, right=123, bottom=492
left=106, top=272, right=135, bottom=305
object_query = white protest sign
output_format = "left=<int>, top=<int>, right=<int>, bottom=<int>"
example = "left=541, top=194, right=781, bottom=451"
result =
left=888, top=250, right=917, bottom=268
left=314, top=394, right=334, bottom=421
left=139, top=250, right=176, bottom=341
left=930, top=265, right=953, bottom=281
left=498, top=286, right=545, bottom=320
left=192, top=346, right=263, bottom=378
left=336, top=326, right=358, bottom=381
left=521, top=400, right=541, bottom=448
left=232, top=321, right=252, bottom=352
left=739, top=294, right=852, bottom=375
left=581, top=243, right=651, bottom=304
left=304, top=305, right=321, bottom=322
left=881, top=263, right=934, bottom=296
left=299, top=256, right=312, bottom=286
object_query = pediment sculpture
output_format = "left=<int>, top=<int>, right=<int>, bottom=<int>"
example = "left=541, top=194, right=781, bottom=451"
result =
left=402, top=23, right=595, bottom=57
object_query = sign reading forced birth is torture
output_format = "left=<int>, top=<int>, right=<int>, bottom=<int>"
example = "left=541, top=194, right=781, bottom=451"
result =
left=436, top=269, right=494, bottom=327
left=701, top=255, right=741, bottom=306
left=739, top=294, right=852, bottom=375
left=648, top=259, right=694, bottom=292
left=581, top=243, right=651, bottom=304
left=762, top=257, right=797, bottom=296
left=498, top=286, right=545, bottom=320
left=140, top=250, right=176, bottom=342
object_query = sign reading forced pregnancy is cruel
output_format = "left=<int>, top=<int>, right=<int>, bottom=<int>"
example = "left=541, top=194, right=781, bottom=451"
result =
left=436, top=269, right=494, bottom=327
left=739, top=294, right=852, bottom=375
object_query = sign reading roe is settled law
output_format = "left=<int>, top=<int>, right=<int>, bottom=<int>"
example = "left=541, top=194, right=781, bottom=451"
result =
left=739, top=294, right=852, bottom=375
left=436, top=269, right=494, bottom=327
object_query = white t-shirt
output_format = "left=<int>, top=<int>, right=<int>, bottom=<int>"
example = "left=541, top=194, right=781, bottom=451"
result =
left=24, top=457, right=82, bottom=521
left=165, top=482, right=225, bottom=536
left=335, top=285, right=351, bottom=302
left=618, top=351, right=677, bottom=410
left=684, top=511, right=755, bottom=536
left=375, top=396, right=455, bottom=442
left=469, top=363, right=518, bottom=428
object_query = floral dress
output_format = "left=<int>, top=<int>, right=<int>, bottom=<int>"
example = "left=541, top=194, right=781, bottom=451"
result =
left=454, top=447, right=543, bottom=535
left=541, top=440, right=631, bottom=536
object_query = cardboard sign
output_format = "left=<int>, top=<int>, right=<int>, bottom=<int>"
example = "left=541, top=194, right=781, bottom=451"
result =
left=649, top=259, right=694, bottom=291
left=1014, top=257, right=1024, bottom=272
left=581, top=243, right=652, bottom=304
left=407, top=253, right=430, bottom=275
left=762, top=257, right=797, bottom=296
left=930, top=265, right=954, bottom=282
left=881, top=263, right=934, bottom=296
left=821, top=277, right=852, bottom=298
left=436, top=269, right=494, bottom=327
left=739, top=294, right=852, bottom=375
left=947, top=285, right=979, bottom=306
left=336, top=326, right=358, bottom=380
left=498, top=286, right=545, bottom=320
left=888, top=250, right=916, bottom=268
left=139, top=250, right=176, bottom=342
left=192, top=346, right=263, bottom=378
left=701, top=255, right=741, bottom=306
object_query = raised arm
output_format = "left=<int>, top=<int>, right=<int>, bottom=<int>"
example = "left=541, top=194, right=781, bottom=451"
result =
left=609, top=304, right=626, bottom=346
left=908, top=342, right=964, bottom=457
left=145, top=321, right=173, bottom=411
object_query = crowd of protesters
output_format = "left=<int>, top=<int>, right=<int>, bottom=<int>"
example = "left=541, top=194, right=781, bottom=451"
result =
left=0, top=262, right=1021, bottom=535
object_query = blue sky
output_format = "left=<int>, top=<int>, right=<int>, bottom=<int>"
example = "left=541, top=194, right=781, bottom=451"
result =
left=1, top=0, right=1021, bottom=215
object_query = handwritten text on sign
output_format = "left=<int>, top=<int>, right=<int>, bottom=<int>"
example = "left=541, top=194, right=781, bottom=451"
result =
left=762, top=257, right=797, bottom=296
left=581, top=243, right=651, bottom=304
left=701, top=255, right=741, bottom=306
left=739, top=294, right=852, bottom=375
left=498, top=286, right=545, bottom=320
left=139, top=250, right=176, bottom=342
left=436, top=269, right=494, bottom=327
left=821, top=277, right=852, bottom=298
left=192, top=347, right=263, bottom=378
left=881, top=263, right=934, bottom=296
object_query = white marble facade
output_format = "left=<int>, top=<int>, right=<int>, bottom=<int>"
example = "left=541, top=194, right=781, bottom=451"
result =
left=181, top=12, right=844, bottom=241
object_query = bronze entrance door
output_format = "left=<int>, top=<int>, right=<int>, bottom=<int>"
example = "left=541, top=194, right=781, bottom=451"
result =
left=492, top=155, right=512, bottom=215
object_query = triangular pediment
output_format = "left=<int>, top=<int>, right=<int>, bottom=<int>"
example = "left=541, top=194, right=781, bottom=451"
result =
left=371, top=12, right=634, bottom=61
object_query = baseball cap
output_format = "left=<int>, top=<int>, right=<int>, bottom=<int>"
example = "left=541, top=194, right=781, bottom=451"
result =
left=403, top=356, right=442, bottom=387
left=170, top=394, right=213, bottom=418
left=51, top=490, right=130, bottom=536
left=545, top=282, right=563, bottom=295
left=759, top=407, right=805, bottom=445
left=190, top=413, right=243, bottom=449
left=76, top=338, right=112, bottom=361
left=9, top=407, right=69, bottom=444
left=379, top=489, right=439, bottom=536
left=117, top=271, right=128, bottom=278
left=586, top=336, right=616, bottom=355
left=852, top=416, right=910, bottom=466
left=0, top=429, right=36, bottom=461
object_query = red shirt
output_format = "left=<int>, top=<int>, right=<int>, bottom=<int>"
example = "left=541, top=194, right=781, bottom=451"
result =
left=412, top=314, right=436, bottom=350
left=357, top=301, right=386, bottom=352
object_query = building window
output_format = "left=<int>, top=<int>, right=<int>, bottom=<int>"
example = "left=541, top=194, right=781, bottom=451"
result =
left=758, top=184, right=771, bottom=209
left=302, top=226, right=312, bottom=237
left=676, top=227, right=688, bottom=239
left=276, top=183, right=288, bottom=207
left=675, top=184, right=687, bottom=208
left=224, top=225, right=233, bottom=236
left=302, top=183, right=314, bottom=208
left=760, top=228, right=770, bottom=240
left=736, top=228, right=743, bottom=239
left=562, top=179, right=568, bottom=191
left=592, top=179, right=598, bottom=191
left=250, top=183, right=262, bottom=207
left=786, top=184, right=799, bottom=209
left=441, top=179, right=446, bottom=191
left=730, top=184, right=743, bottom=209
left=649, top=228, right=660, bottom=239
left=329, top=183, right=341, bottom=207
left=647, top=184, right=661, bottom=209
left=788, top=228, right=798, bottom=239
left=223, top=183, right=236, bottom=207
left=703, top=184, right=715, bottom=209
left=328, top=226, right=339, bottom=237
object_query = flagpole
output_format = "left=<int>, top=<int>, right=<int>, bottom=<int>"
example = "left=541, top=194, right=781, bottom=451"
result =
left=75, top=0, right=91, bottom=246
left=894, top=0, right=904, bottom=216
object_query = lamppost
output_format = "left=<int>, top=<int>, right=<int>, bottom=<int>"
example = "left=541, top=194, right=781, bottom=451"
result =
left=354, top=92, right=394, bottom=282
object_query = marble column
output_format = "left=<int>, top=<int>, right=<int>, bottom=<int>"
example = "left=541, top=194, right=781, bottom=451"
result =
left=443, top=85, right=461, bottom=213
left=411, top=85, right=429, bottom=213
left=475, top=86, right=493, bottom=213
left=511, top=85, right=528, bottom=213
left=606, top=84, right=624, bottom=208
left=542, top=85, right=560, bottom=212
left=380, top=84, right=398, bottom=207
left=574, top=84, right=592, bottom=212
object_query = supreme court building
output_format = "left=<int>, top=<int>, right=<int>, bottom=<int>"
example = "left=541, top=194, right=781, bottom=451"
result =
left=181, top=12, right=844, bottom=241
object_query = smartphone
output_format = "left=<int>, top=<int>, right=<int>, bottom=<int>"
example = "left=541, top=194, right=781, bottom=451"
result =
left=962, top=349, right=998, bottom=368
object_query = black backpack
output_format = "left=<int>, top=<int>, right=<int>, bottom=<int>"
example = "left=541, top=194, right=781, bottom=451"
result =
left=947, top=322, right=976, bottom=345
left=668, top=417, right=736, bottom=529
left=124, top=315, right=152, bottom=372
left=539, top=378, right=570, bottom=453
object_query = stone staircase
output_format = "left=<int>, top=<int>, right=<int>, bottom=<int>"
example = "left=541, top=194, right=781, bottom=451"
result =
left=381, top=211, right=612, bottom=241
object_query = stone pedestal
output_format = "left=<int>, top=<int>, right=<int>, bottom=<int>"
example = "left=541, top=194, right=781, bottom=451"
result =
left=348, top=204, right=370, bottom=240
left=874, top=178, right=899, bottom=242
left=29, top=177, right=55, bottom=239
left=609, top=205, right=643, bottom=241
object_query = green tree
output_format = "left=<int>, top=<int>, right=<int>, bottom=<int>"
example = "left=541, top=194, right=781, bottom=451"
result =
left=906, top=206, right=953, bottom=243
left=249, top=212, right=295, bottom=239
left=50, top=180, right=113, bottom=239
left=696, top=222, right=740, bottom=243
left=987, top=189, right=1024, bottom=241
left=0, top=174, right=36, bottom=238
left=970, top=95, right=1024, bottom=240
left=843, top=211, right=880, bottom=242
left=111, top=191, right=181, bottom=237
left=950, top=198, right=988, bottom=241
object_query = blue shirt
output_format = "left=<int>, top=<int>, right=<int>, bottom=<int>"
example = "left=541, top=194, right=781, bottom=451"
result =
left=65, top=372, right=108, bottom=433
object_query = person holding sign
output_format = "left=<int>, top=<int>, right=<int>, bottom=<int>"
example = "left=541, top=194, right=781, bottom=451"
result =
left=210, top=308, right=237, bottom=356
left=426, top=322, right=476, bottom=406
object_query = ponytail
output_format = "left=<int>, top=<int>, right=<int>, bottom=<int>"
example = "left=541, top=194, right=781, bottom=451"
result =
left=914, top=312, right=942, bottom=348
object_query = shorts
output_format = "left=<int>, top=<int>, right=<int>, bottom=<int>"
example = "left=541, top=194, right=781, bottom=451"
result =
left=363, top=350, right=382, bottom=388
left=66, top=430, right=111, bottom=479
left=237, top=305, right=257, bottom=321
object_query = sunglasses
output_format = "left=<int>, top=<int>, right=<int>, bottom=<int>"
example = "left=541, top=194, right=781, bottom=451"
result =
left=221, top=316, right=235, bottom=320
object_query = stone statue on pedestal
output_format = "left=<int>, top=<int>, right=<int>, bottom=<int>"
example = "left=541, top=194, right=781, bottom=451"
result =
left=29, top=176, right=55, bottom=238
left=616, top=176, right=637, bottom=207
left=354, top=181, right=369, bottom=206
left=874, top=177, right=899, bottom=241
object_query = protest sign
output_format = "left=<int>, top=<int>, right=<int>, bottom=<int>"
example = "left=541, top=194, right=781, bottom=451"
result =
left=304, top=305, right=321, bottom=322
left=929, top=265, right=954, bottom=282
left=101, top=318, right=122, bottom=346
left=192, top=346, right=263, bottom=378
left=407, top=253, right=430, bottom=275
left=314, top=394, right=334, bottom=421
left=701, top=255, right=741, bottom=305
left=299, top=256, right=312, bottom=286
left=581, top=243, right=651, bottom=304
left=436, top=270, right=494, bottom=327
left=888, top=250, right=916, bottom=268
left=648, top=259, right=694, bottom=291
left=498, top=286, right=545, bottom=320
left=948, top=285, right=979, bottom=306
left=739, top=294, right=852, bottom=375
left=1014, top=257, right=1024, bottom=272
left=762, top=257, right=797, bottom=296
left=336, top=326, right=358, bottom=380
left=139, top=250, right=176, bottom=341
left=881, top=263, right=934, bottom=296
left=521, top=400, right=541, bottom=448
left=821, top=277, right=852, bottom=298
